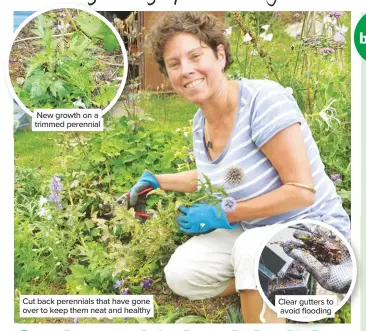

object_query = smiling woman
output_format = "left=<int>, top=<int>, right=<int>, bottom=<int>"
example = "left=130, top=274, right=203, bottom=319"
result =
left=124, top=12, right=351, bottom=324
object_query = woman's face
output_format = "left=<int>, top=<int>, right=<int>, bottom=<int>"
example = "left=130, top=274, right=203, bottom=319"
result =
left=163, top=32, right=226, bottom=105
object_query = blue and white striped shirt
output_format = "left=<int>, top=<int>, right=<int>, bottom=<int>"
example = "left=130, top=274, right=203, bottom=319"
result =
left=192, top=79, right=350, bottom=238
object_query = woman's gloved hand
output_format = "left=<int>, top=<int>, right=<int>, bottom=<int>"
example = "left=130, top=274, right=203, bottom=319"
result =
left=129, top=170, right=160, bottom=206
left=177, top=204, right=238, bottom=235
left=283, top=227, right=353, bottom=294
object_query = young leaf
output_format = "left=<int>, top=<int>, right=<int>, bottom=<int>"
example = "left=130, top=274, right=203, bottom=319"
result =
left=102, top=29, right=120, bottom=51
left=30, top=77, right=48, bottom=98
left=25, top=51, right=48, bottom=78
left=76, top=11, right=120, bottom=51
left=68, top=33, right=94, bottom=58
left=50, top=79, right=67, bottom=99
left=76, top=12, right=106, bottom=39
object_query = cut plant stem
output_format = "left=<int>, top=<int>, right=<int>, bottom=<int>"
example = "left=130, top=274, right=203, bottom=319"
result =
left=14, top=33, right=74, bottom=43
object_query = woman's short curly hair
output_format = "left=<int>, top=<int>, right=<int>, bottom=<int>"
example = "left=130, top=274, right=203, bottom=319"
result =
left=147, top=12, right=233, bottom=76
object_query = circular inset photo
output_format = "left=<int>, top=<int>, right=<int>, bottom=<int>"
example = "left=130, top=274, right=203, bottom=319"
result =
left=255, top=220, right=356, bottom=322
left=8, top=7, right=128, bottom=116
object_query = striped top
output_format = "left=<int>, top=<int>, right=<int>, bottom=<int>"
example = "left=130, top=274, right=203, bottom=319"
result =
left=192, top=78, right=350, bottom=239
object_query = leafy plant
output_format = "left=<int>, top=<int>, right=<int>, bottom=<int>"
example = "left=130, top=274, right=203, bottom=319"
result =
left=12, top=10, right=123, bottom=110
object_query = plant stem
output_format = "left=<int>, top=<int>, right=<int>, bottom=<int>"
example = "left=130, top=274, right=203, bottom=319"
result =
left=235, top=29, right=246, bottom=76
left=248, top=48, right=253, bottom=78
left=292, top=14, right=307, bottom=82
left=65, top=9, right=79, bottom=32
left=260, top=56, right=281, bottom=84
left=313, top=53, right=321, bottom=106
left=305, top=52, right=312, bottom=114
left=14, top=33, right=74, bottom=43
left=244, top=45, right=248, bottom=77
left=190, top=194, right=209, bottom=205
left=98, top=59, right=124, bottom=67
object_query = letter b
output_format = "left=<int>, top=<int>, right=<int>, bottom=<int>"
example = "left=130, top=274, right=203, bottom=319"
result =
left=355, top=15, right=366, bottom=60
left=360, top=32, right=366, bottom=44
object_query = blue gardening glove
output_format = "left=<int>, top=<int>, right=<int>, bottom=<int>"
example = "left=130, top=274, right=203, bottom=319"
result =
left=129, top=170, right=159, bottom=206
left=177, top=203, right=238, bottom=234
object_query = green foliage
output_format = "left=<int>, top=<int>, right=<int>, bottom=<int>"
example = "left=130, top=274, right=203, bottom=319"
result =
left=66, top=117, right=194, bottom=197
left=314, top=303, right=351, bottom=323
left=226, top=304, right=244, bottom=323
left=15, top=12, right=122, bottom=110
left=76, top=12, right=120, bottom=51
left=226, top=11, right=351, bottom=216
left=14, top=116, right=232, bottom=324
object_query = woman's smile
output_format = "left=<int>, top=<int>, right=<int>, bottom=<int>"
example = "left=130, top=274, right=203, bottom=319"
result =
left=184, top=78, right=205, bottom=89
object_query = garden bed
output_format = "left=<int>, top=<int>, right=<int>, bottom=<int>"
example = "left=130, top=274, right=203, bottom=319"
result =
left=9, top=9, right=124, bottom=110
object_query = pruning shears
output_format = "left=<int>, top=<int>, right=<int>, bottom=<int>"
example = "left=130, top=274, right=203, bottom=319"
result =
left=117, top=187, right=153, bottom=221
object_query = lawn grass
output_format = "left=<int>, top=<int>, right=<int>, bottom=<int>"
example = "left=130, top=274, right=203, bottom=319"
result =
left=14, top=131, right=65, bottom=175
left=139, top=93, right=198, bottom=129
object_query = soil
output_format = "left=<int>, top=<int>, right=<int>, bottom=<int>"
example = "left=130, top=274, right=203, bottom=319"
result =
left=145, top=280, right=241, bottom=323
left=301, top=231, right=342, bottom=265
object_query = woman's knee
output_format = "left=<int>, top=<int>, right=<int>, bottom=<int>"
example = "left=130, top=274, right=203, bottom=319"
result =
left=164, top=255, right=231, bottom=300
left=164, top=260, right=192, bottom=297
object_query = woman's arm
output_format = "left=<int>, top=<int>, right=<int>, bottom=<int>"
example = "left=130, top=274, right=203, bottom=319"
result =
left=155, top=169, right=198, bottom=193
left=227, top=123, right=315, bottom=223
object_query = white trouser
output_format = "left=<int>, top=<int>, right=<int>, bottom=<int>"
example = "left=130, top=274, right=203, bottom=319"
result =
left=164, top=224, right=283, bottom=300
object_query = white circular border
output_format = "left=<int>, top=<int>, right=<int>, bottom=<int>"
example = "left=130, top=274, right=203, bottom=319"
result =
left=254, top=219, right=357, bottom=323
left=6, top=3, right=128, bottom=117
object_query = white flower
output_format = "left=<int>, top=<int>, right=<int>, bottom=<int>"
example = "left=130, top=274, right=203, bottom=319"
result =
left=70, top=180, right=79, bottom=188
left=72, top=99, right=86, bottom=109
left=323, top=16, right=333, bottom=24
left=243, top=33, right=252, bottom=42
left=38, top=207, right=47, bottom=217
left=333, top=32, right=345, bottom=43
left=251, top=49, right=259, bottom=56
left=261, top=24, right=270, bottom=32
left=57, top=21, right=69, bottom=33
left=331, top=17, right=338, bottom=26
left=176, top=128, right=182, bottom=132
left=335, top=25, right=348, bottom=34
left=319, top=99, right=340, bottom=129
left=183, top=132, right=189, bottom=138
left=259, top=32, right=267, bottom=38
left=225, top=27, right=232, bottom=35
left=263, top=33, right=273, bottom=41
left=39, top=196, right=48, bottom=208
